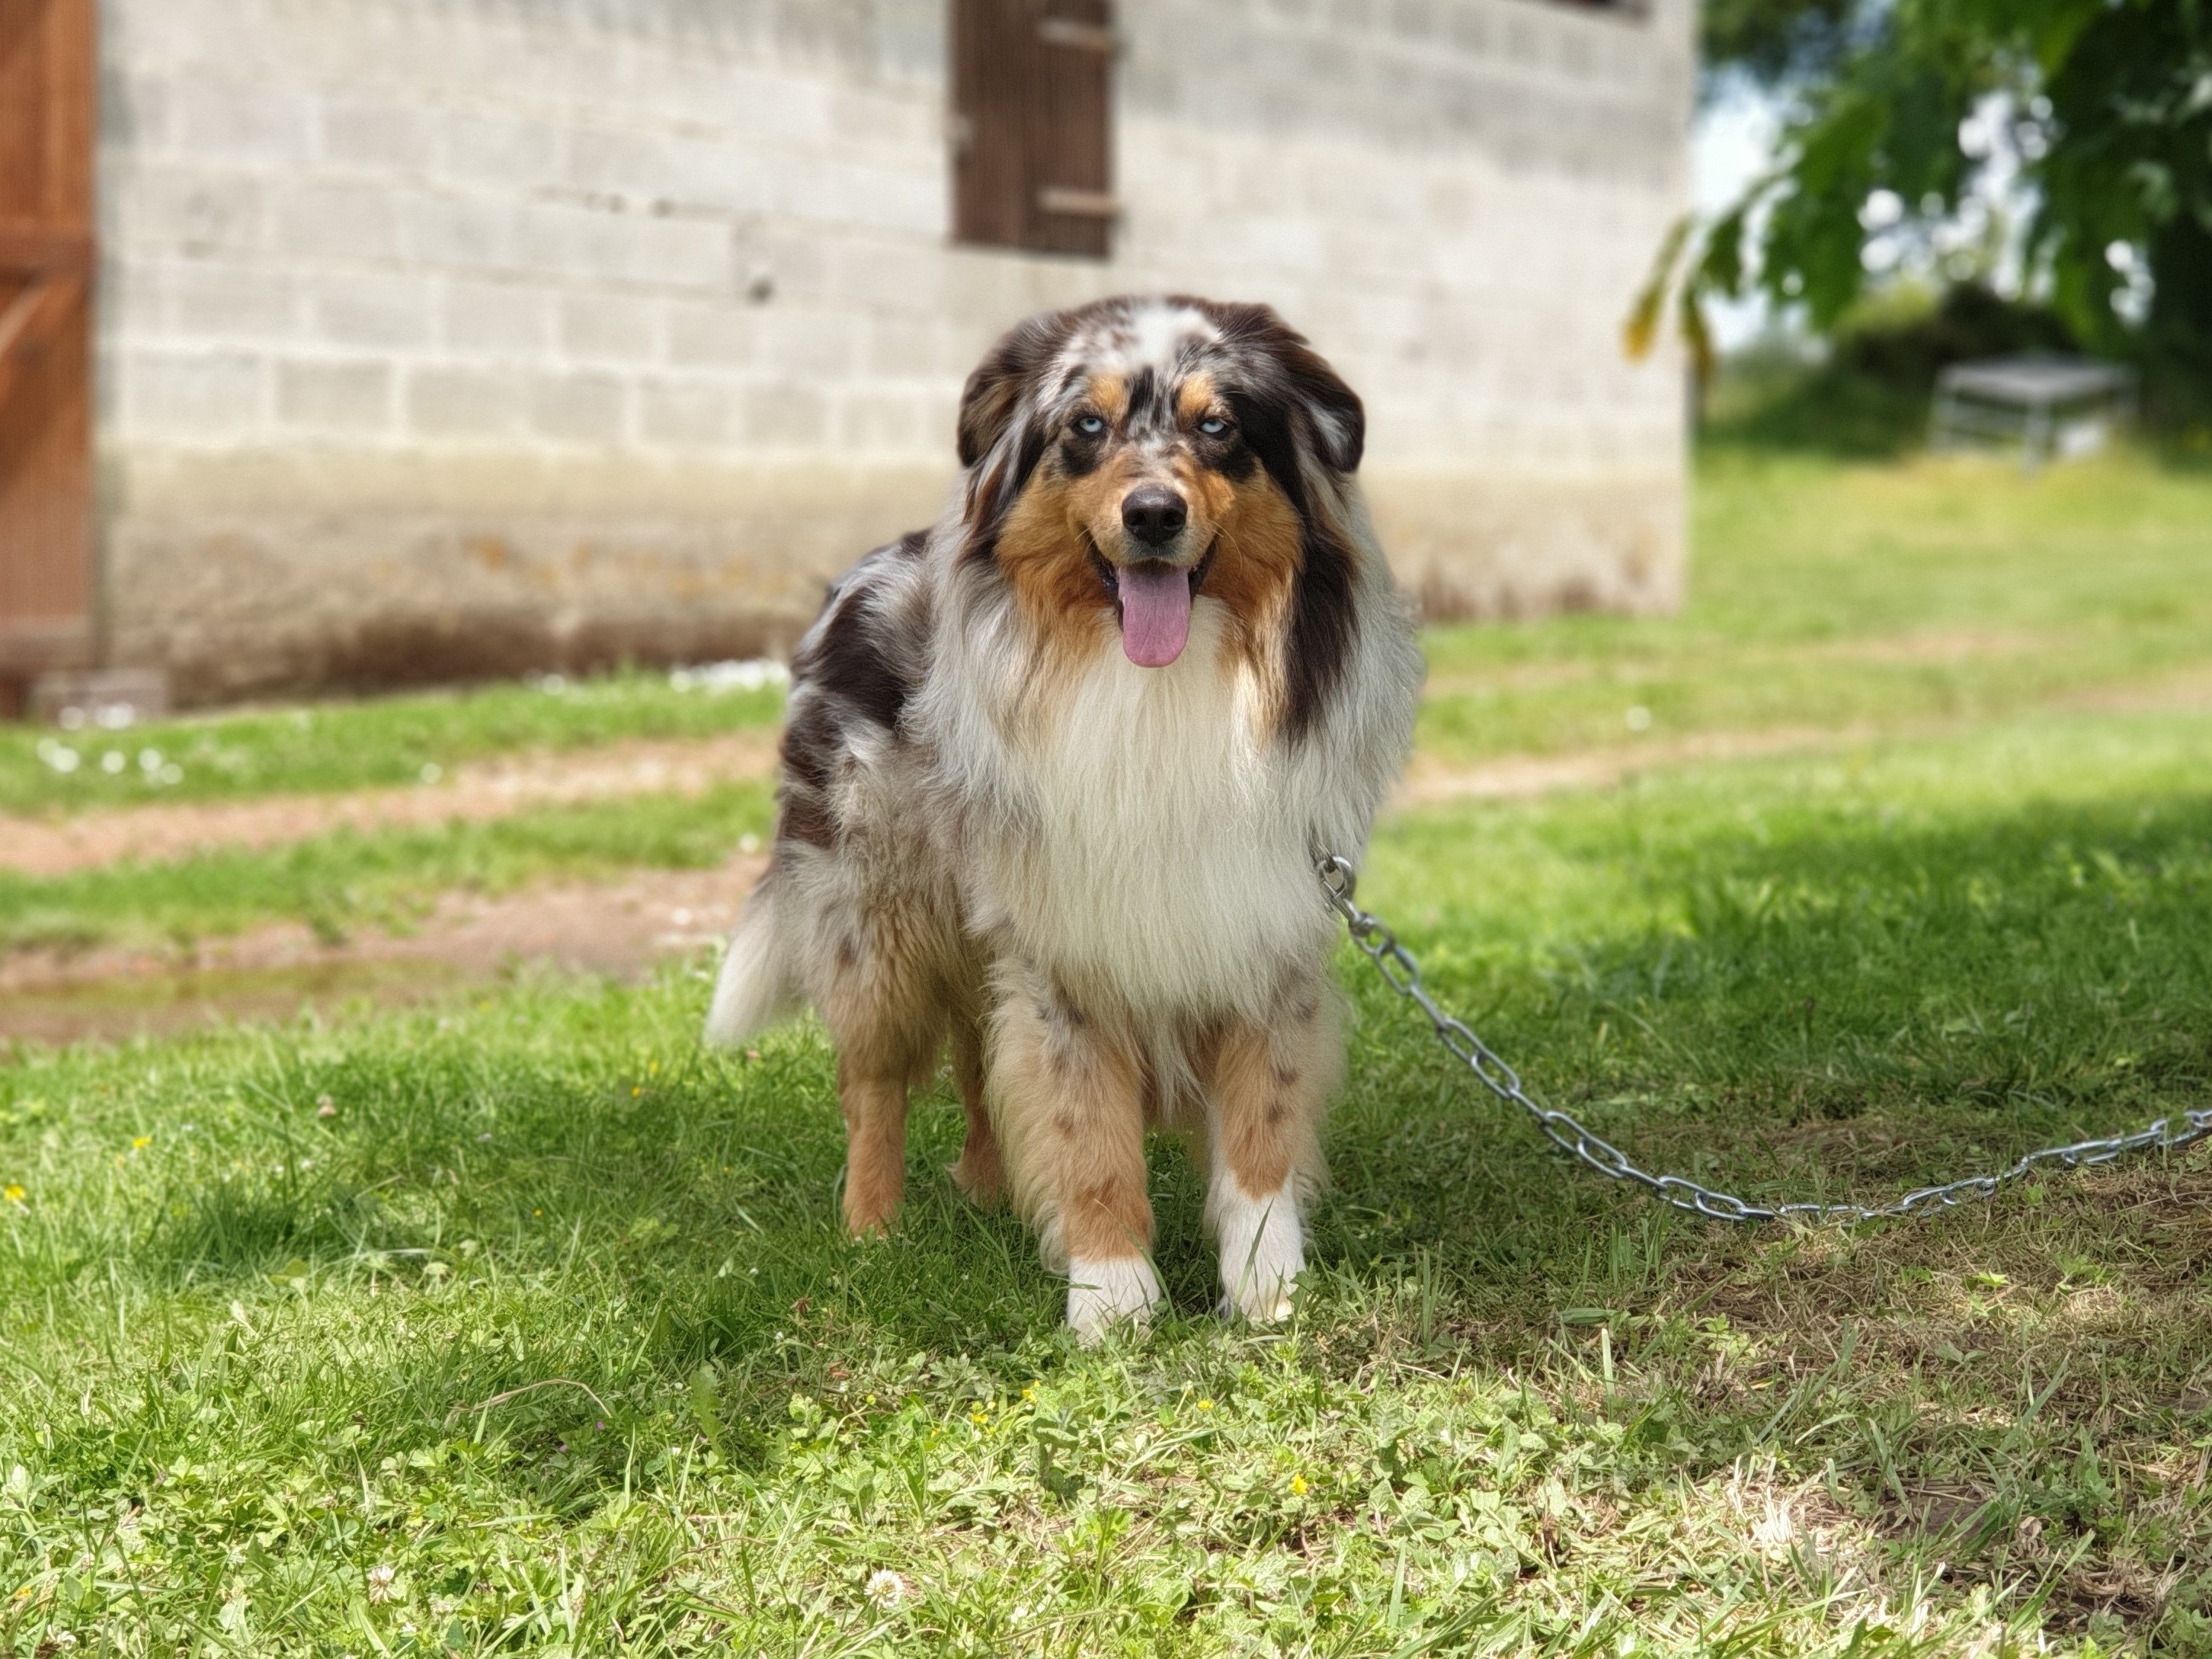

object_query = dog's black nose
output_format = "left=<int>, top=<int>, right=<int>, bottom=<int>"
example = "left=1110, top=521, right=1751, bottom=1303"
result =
left=1121, top=486, right=1188, bottom=546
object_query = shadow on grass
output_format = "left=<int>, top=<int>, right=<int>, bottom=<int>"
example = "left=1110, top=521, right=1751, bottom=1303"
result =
left=121, top=773, right=2212, bottom=1318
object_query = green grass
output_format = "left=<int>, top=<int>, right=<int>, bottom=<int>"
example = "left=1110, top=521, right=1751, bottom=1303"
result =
left=0, top=783, right=775, bottom=955
left=4, top=450, right=2212, bottom=1654
left=4, top=703, right=2210, bottom=1654
left=1417, top=449, right=2212, bottom=767
left=0, top=666, right=784, bottom=817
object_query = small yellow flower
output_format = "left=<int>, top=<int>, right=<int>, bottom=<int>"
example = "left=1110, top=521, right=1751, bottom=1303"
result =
left=631, top=1087, right=642, bottom=1097
left=1289, top=1473, right=1308, bottom=1497
left=1196, top=1398, right=1213, bottom=1411
left=132, top=1135, right=152, bottom=1150
left=1021, top=1384, right=1038, bottom=1403
left=2, top=1184, right=23, bottom=1205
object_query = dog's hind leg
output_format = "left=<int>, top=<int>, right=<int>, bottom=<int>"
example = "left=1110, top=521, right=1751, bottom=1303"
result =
left=821, top=922, right=944, bottom=1236
left=1202, top=977, right=1338, bottom=1321
left=832, top=1050, right=920, bottom=1235
left=947, top=1006, right=1004, bottom=1206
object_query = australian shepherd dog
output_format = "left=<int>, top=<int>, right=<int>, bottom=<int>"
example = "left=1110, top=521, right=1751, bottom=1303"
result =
left=707, top=296, right=1423, bottom=1340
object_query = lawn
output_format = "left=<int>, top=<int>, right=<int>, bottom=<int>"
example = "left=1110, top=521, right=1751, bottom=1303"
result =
left=1417, top=450, right=2212, bottom=767
left=0, top=665, right=785, bottom=818
left=0, top=783, right=774, bottom=956
left=2, top=451, right=2210, bottom=1656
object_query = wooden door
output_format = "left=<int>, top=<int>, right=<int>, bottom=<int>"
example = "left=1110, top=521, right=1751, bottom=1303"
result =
left=0, top=0, right=97, bottom=716
left=951, top=0, right=1116, bottom=258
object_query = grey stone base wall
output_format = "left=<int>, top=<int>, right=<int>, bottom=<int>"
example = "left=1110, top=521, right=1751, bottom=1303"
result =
left=107, top=452, right=1682, bottom=704
left=104, top=452, right=950, bottom=701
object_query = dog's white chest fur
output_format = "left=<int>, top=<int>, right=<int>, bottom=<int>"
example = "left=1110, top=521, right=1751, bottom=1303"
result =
left=975, top=605, right=1324, bottom=1013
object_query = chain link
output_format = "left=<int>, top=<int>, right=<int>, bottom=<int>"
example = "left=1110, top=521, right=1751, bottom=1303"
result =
left=1314, top=848, right=2212, bottom=1225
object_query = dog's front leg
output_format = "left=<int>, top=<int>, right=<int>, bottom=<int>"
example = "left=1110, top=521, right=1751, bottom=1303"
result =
left=991, top=970, right=1161, bottom=1341
left=1203, top=980, right=1337, bottom=1321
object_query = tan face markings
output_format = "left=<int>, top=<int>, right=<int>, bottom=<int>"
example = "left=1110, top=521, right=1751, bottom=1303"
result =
left=1084, top=371, right=1128, bottom=428
left=1176, top=370, right=1222, bottom=427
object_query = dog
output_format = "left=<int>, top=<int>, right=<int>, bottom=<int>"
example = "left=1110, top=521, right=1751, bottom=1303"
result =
left=707, top=295, right=1422, bottom=1339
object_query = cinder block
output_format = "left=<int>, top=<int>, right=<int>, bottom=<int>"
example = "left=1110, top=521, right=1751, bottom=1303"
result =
left=443, top=277, right=555, bottom=355
left=559, top=293, right=663, bottom=363
left=404, top=192, right=520, bottom=272
left=320, top=98, right=437, bottom=172
left=171, top=78, right=314, bottom=165
left=638, top=380, right=736, bottom=448
left=405, top=365, right=530, bottom=439
left=277, top=358, right=394, bottom=432
left=108, top=162, right=266, bottom=255
left=738, top=380, right=829, bottom=448
left=838, top=389, right=932, bottom=453
left=440, top=111, right=565, bottom=191
left=511, top=200, right=621, bottom=280
left=619, top=215, right=736, bottom=290
left=735, top=225, right=832, bottom=300
left=517, top=200, right=728, bottom=290
left=716, top=65, right=833, bottom=146
left=93, top=255, right=171, bottom=337
left=120, top=348, right=269, bottom=440
left=273, top=180, right=402, bottom=261
left=762, top=310, right=854, bottom=377
left=306, top=271, right=438, bottom=351
left=169, top=261, right=298, bottom=340
left=664, top=301, right=760, bottom=370
left=822, top=85, right=940, bottom=152
left=866, top=313, right=957, bottom=379
left=564, top=128, right=679, bottom=200
left=530, top=371, right=629, bottom=445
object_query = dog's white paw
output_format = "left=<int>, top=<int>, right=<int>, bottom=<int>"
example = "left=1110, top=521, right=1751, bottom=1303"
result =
left=1216, top=1177, right=1304, bottom=1322
left=1066, top=1255, right=1164, bottom=1344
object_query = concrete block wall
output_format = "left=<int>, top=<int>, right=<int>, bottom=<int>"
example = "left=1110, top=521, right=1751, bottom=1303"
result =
left=95, top=0, right=1691, bottom=702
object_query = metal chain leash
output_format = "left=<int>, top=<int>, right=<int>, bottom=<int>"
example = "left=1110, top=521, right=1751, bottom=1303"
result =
left=1313, top=847, right=2212, bottom=1225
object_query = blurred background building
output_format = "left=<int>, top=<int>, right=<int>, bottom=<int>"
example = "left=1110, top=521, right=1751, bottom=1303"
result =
left=2, top=0, right=1692, bottom=710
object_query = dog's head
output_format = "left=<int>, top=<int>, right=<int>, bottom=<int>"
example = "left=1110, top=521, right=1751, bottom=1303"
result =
left=956, top=296, right=1364, bottom=676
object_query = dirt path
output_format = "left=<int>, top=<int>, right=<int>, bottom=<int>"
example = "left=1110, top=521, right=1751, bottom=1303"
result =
left=11, top=667, right=2212, bottom=1045
left=0, top=854, right=767, bottom=1046
left=0, top=722, right=1862, bottom=876
left=0, top=731, right=778, bottom=876
left=0, top=729, right=1845, bottom=1045
left=1394, top=725, right=1859, bottom=807
left=12, top=661, right=2212, bottom=882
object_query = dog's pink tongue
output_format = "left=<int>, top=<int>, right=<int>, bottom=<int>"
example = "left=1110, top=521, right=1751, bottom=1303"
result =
left=1117, top=563, right=1191, bottom=668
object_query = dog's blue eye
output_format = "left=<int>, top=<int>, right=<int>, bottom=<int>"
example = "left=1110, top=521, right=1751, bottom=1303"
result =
left=1074, top=415, right=1106, bottom=437
left=1198, top=417, right=1231, bottom=437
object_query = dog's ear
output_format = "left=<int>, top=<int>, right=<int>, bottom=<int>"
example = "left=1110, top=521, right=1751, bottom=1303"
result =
left=1202, top=300, right=1363, bottom=476
left=957, top=309, right=1069, bottom=468
left=1279, top=336, right=1363, bottom=475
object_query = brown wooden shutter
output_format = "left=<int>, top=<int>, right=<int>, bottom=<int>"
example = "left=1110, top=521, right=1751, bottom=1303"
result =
left=0, top=0, right=98, bottom=714
left=950, top=0, right=1116, bottom=259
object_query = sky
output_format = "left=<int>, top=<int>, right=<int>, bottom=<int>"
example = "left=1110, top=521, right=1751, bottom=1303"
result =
left=1692, top=87, right=1784, bottom=351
